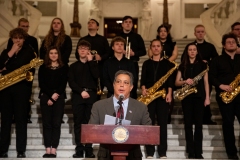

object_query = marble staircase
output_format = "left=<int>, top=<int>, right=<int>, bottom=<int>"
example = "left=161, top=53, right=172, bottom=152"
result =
left=1, top=38, right=239, bottom=160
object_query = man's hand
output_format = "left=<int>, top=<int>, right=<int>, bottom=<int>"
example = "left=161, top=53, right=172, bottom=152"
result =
left=130, top=49, right=135, bottom=56
left=9, top=43, right=21, bottom=57
left=81, top=91, right=90, bottom=99
left=95, top=54, right=101, bottom=61
left=219, top=84, right=232, bottom=92
left=86, top=52, right=93, bottom=61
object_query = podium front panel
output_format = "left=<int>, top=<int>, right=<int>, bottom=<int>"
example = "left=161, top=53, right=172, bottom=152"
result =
left=81, top=124, right=159, bottom=145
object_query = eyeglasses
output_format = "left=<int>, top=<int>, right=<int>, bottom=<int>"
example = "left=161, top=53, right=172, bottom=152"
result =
left=114, top=80, right=130, bottom=86
left=78, top=47, right=89, bottom=50
left=233, top=28, right=240, bottom=31
left=20, top=25, right=29, bottom=28
left=226, top=41, right=237, bottom=44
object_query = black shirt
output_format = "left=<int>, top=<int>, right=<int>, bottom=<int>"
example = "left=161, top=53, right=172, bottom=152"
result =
left=75, top=34, right=110, bottom=64
left=103, top=55, right=137, bottom=94
left=179, top=61, right=207, bottom=98
left=38, top=65, right=68, bottom=98
left=209, top=52, right=240, bottom=94
left=161, top=41, right=176, bottom=58
left=40, top=35, right=72, bottom=65
left=181, top=40, right=218, bottom=64
left=0, top=44, right=35, bottom=76
left=7, top=35, right=38, bottom=55
left=112, top=31, right=146, bottom=61
left=68, top=60, right=99, bottom=94
left=141, top=58, right=175, bottom=93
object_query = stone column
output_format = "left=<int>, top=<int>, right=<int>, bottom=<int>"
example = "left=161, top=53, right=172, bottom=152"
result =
left=163, top=0, right=171, bottom=30
left=140, top=0, right=152, bottom=40
left=70, top=0, right=81, bottom=37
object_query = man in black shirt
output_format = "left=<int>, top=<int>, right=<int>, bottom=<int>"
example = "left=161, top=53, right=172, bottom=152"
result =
left=69, top=40, right=99, bottom=158
left=182, top=24, right=218, bottom=125
left=209, top=33, right=240, bottom=160
left=103, top=36, right=137, bottom=98
left=231, top=22, right=240, bottom=53
left=114, top=16, right=146, bottom=99
left=6, top=18, right=39, bottom=123
left=75, top=19, right=110, bottom=99
left=0, top=28, right=36, bottom=158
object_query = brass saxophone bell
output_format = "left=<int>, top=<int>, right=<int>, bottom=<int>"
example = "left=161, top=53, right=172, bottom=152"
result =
left=97, top=89, right=104, bottom=95
left=26, top=71, right=33, bottom=81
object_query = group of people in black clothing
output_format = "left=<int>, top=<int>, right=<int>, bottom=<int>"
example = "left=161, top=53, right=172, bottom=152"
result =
left=0, top=15, right=240, bottom=160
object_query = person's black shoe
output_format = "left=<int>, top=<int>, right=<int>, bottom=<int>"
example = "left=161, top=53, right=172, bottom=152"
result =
left=17, top=151, right=26, bottom=158
left=85, top=151, right=95, bottom=158
left=42, top=153, right=50, bottom=158
left=0, top=152, right=8, bottom=158
left=195, top=154, right=204, bottom=159
left=27, top=118, right=32, bottom=123
left=73, top=151, right=83, bottom=158
left=49, top=153, right=57, bottom=158
left=228, top=154, right=239, bottom=159
left=188, top=153, right=195, bottom=159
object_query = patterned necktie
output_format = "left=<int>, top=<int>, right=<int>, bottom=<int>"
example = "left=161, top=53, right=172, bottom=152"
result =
left=117, top=101, right=124, bottom=119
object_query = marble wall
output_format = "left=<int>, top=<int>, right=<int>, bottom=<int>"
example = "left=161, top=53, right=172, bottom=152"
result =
left=26, top=0, right=222, bottom=39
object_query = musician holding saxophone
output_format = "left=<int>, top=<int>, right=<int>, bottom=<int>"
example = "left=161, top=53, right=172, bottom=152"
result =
left=209, top=33, right=240, bottom=160
left=0, top=28, right=36, bottom=158
left=175, top=43, right=210, bottom=159
left=140, top=39, right=175, bottom=159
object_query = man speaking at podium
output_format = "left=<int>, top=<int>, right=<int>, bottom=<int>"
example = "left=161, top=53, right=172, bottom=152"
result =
left=89, top=70, right=152, bottom=160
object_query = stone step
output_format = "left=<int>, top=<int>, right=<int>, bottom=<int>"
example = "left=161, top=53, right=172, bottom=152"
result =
left=5, top=145, right=233, bottom=159
left=9, top=133, right=238, bottom=147
left=9, top=124, right=240, bottom=135
left=15, top=113, right=228, bottom=125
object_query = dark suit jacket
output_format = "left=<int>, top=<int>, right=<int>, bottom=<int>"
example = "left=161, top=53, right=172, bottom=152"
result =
left=89, top=96, right=152, bottom=160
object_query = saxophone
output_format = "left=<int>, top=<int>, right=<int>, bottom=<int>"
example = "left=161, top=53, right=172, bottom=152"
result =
left=220, top=74, right=240, bottom=104
left=0, top=53, right=43, bottom=91
left=174, top=65, right=209, bottom=100
left=137, top=60, right=178, bottom=105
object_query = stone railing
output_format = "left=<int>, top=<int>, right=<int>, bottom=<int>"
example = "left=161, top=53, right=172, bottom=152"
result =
left=200, top=0, right=240, bottom=53
left=0, top=0, right=42, bottom=52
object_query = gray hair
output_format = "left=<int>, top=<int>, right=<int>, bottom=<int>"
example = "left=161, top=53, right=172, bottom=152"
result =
left=114, top=70, right=134, bottom=85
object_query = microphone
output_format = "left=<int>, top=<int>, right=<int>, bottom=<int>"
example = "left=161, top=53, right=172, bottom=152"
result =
left=118, top=94, right=125, bottom=102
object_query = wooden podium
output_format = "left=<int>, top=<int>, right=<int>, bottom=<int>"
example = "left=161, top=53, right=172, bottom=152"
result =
left=81, top=124, right=160, bottom=160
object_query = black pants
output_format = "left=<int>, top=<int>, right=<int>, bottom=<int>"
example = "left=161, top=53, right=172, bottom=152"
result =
left=0, top=83, right=29, bottom=153
left=40, top=93, right=65, bottom=148
left=216, top=94, right=240, bottom=156
left=182, top=97, right=204, bottom=155
left=131, top=62, right=139, bottom=99
left=72, top=92, right=97, bottom=152
left=145, top=98, right=168, bottom=156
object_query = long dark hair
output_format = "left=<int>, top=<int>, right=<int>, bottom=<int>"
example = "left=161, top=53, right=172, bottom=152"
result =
left=44, top=17, right=66, bottom=51
left=44, top=46, right=64, bottom=68
left=180, top=43, right=202, bottom=77
left=156, top=24, right=173, bottom=43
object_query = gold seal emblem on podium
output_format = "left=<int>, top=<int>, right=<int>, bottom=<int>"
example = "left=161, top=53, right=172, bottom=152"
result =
left=112, top=126, right=129, bottom=143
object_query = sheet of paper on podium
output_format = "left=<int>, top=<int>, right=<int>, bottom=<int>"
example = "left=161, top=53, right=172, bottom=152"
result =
left=104, top=114, right=131, bottom=125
